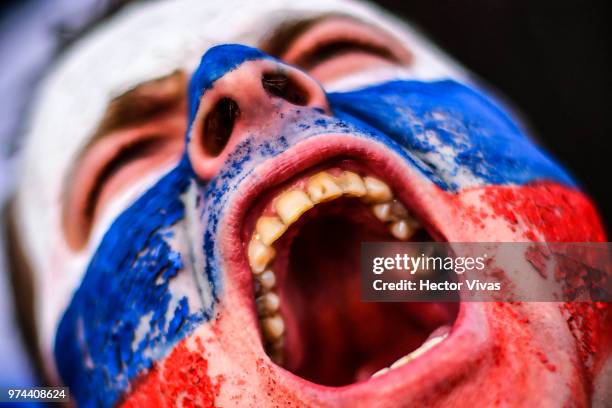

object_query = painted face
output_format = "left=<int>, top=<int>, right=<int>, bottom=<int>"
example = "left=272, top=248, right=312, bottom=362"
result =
left=14, top=0, right=610, bottom=406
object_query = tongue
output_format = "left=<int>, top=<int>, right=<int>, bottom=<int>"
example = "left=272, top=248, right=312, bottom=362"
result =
left=274, top=199, right=456, bottom=385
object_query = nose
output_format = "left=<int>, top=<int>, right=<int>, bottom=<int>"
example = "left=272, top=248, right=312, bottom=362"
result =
left=187, top=45, right=330, bottom=180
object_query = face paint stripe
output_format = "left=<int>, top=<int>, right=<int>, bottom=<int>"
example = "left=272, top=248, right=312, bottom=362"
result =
left=120, top=337, right=220, bottom=407
left=54, top=158, right=218, bottom=406
left=328, top=80, right=576, bottom=191
left=188, top=44, right=272, bottom=124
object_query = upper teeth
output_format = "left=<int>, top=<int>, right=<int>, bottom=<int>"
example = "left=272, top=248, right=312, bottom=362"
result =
left=307, top=172, right=343, bottom=203
left=363, top=176, right=393, bottom=203
left=256, top=216, right=287, bottom=246
left=261, top=315, right=285, bottom=339
left=247, top=170, right=422, bottom=364
left=256, top=292, right=280, bottom=315
left=337, top=171, right=367, bottom=197
left=247, top=239, right=275, bottom=273
left=390, top=220, right=412, bottom=240
left=256, top=269, right=276, bottom=290
left=275, top=190, right=313, bottom=225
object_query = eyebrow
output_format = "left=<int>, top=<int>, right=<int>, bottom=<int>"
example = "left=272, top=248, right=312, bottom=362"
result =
left=90, top=70, right=187, bottom=143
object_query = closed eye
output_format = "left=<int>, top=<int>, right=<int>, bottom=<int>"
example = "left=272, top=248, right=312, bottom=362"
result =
left=292, top=39, right=399, bottom=71
left=264, top=16, right=412, bottom=83
left=82, top=136, right=171, bottom=220
left=63, top=72, right=187, bottom=250
left=64, top=127, right=184, bottom=250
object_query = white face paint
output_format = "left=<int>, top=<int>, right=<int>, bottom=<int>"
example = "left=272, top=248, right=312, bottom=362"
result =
left=14, top=0, right=467, bottom=376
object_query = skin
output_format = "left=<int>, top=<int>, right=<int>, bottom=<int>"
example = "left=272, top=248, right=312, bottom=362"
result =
left=10, top=0, right=610, bottom=406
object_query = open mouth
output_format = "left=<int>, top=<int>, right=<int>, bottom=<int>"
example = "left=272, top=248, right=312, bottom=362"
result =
left=240, top=156, right=459, bottom=387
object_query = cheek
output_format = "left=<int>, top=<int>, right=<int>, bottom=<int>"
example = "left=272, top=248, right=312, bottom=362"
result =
left=453, top=183, right=606, bottom=242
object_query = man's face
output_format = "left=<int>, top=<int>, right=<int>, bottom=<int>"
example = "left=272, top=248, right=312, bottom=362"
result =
left=14, top=0, right=610, bottom=406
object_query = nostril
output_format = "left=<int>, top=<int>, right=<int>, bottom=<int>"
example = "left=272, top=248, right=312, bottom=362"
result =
left=202, top=97, right=240, bottom=156
left=261, top=73, right=309, bottom=106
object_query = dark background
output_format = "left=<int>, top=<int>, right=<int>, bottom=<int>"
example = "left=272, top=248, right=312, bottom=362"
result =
left=373, top=0, right=611, bottom=233
left=1, top=0, right=610, bottom=232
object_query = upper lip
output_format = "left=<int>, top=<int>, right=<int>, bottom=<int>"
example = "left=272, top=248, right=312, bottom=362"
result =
left=217, top=133, right=488, bottom=402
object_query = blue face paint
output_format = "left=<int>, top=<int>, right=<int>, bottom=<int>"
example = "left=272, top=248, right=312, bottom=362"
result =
left=188, top=44, right=272, bottom=123
left=54, top=158, right=212, bottom=406
left=328, top=80, right=575, bottom=191
left=55, top=44, right=576, bottom=406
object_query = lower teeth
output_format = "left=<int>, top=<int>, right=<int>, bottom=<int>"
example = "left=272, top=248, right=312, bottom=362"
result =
left=371, top=333, right=448, bottom=378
